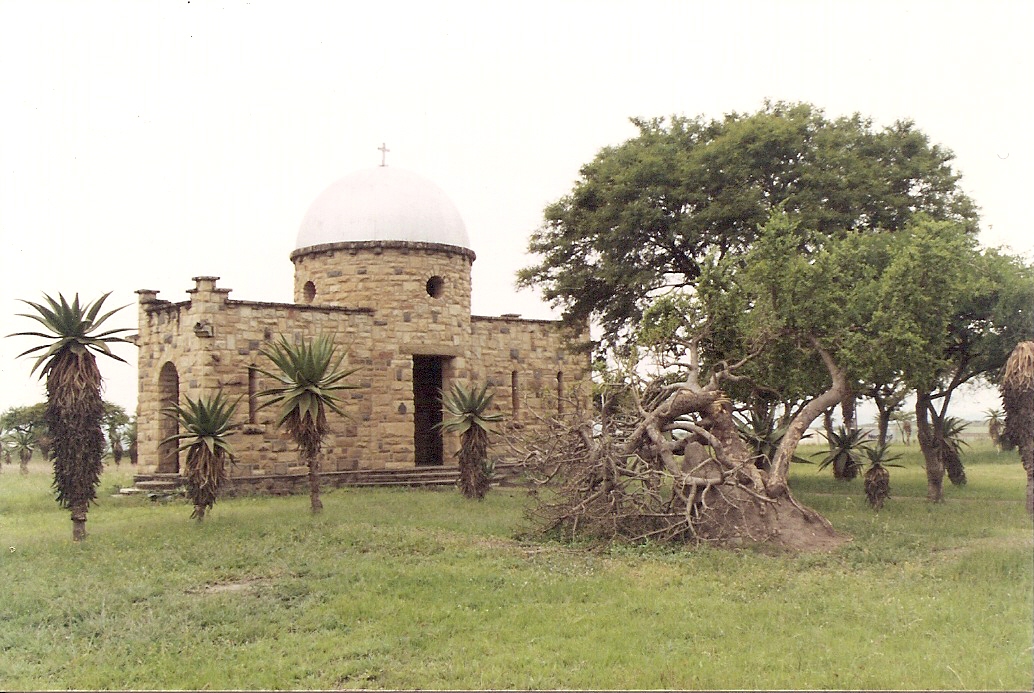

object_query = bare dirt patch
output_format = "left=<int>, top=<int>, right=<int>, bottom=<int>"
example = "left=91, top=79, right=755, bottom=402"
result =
left=191, top=577, right=268, bottom=595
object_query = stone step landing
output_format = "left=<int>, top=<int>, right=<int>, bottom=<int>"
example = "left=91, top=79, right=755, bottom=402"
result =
left=119, top=462, right=524, bottom=497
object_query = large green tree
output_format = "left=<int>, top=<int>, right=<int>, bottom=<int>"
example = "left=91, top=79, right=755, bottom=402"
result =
left=524, top=212, right=946, bottom=546
left=520, top=103, right=1034, bottom=508
left=519, top=101, right=977, bottom=350
left=519, top=161, right=1030, bottom=546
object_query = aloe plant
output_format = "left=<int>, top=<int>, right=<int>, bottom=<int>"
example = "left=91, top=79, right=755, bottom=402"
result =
left=735, top=411, right=811, bottom=471
left=8, top=292, right=129, bottom=541
left=257, top=335, right=358, bottom=513
left=861, top=442, right=903, bottom=510
left=940, top=416, right=968, bottom=486
left=163, top=391, right=240, bottom=521
left=814, top=426, right=867, bottom=480
left=5, top=429, right=35, bottom=474
left=439, top=383, right=505, bottom=500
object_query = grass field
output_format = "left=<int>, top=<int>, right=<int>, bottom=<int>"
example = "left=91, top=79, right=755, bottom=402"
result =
left=1, top=444, right=1031, bottom=690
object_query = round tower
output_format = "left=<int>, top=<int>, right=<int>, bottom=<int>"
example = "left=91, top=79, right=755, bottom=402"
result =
left=289, top=166, right=476, bottom=467
left=290, top=166, right=475, bottom=328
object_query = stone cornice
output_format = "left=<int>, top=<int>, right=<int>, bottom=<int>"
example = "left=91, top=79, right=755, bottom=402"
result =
left=290, top=240, right=476, bottom=263
left=471, top=314, right=564, bottom=326
left=142, top=298, right=374, bottom=315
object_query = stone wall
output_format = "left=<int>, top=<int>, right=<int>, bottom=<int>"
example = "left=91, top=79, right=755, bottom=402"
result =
left=135, top=247, right=591, bottom=481
left=471, top=315, right=592, bottom=449
left=136, top=277, right=377, bottom=475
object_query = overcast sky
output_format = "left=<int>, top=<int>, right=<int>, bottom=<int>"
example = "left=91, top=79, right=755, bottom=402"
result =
left=1, top=0, right=1030, bottom=422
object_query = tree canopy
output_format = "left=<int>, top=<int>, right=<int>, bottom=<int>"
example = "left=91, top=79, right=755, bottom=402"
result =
left=518, top=101, right=978, bottom=348
left=518, top=103, right=1034, bottom=514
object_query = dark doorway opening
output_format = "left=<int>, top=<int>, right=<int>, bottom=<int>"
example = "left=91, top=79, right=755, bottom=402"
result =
left=413, top=355, right=445, bottom=466
left=157, top=361, right=180, bottom=473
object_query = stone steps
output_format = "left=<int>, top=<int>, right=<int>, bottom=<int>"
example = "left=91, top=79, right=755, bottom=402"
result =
left=119, top=462, right=524, bottom=496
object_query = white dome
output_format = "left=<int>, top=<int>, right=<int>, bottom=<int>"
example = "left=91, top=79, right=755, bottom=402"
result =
left=295, top=167, right=470, bottom=250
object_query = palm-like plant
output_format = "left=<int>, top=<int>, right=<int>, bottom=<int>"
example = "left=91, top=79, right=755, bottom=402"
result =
left=439, top=382, right=504, bottom=500
left=126, top=417, right=139, bottom=465
left=940, top=416, right=968, bottom=486
left=103, top=402, right=130, bottom=467
left=8, top=292, right=129, bottom=541
left=814, top=426, right=867, bottom=480
left=7, top=429, right=36, bottom=474
left=162, top=392, right=239, bottom=521
left=109, top=429, right=124, bottom=466
left=257, top=335, right=357, bottom=513
left=735, top=412, right=811, bottom=471
left=861, top=442, right=903, bottom=510
left=984, top=408, right=1005, bottom=452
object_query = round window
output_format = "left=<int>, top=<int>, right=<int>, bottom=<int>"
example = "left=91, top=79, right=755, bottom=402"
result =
left=426, top=275, right=444, bottom=298
left=303, top=281, right=316, bottom=304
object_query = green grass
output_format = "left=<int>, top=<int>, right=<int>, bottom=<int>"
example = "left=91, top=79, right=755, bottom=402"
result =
left=1, top=447, right=1031, bottom=690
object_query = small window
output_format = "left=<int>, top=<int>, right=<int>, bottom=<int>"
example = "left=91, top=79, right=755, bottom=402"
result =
left=248, top=367, right=259, bottom=423
left=426, top=275, right=444, bottom=298
left=303, top=281, right=316, bottom=304
left=557, top=371, right=564, bottom=416
left=511, top=370, right=520, bottom=420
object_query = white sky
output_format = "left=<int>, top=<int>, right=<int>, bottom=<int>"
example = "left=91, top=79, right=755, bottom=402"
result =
left=1, top=0, right=1031, bottom=423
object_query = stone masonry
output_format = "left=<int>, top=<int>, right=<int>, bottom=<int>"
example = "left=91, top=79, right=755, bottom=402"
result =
left=135, top=241, right=590, bottom=483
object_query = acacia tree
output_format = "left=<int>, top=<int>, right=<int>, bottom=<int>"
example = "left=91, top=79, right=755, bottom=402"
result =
left=519, top=101, right=977, bottom=354
left=518, top=104, right=1034, bottom=540
left=890, top=241, right=1034, bottom=500
left=8, top=293, right=129, bottom=541
left=523, top=213, right=956, bottom=547
left=522, top=110, right=1034, bottom=509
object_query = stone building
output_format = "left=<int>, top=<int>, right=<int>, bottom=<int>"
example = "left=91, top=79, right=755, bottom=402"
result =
left=133, top=166, right=590, bottom=486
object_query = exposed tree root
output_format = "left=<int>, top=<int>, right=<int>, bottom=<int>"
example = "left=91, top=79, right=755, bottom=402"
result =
left=507, top=375, right=846, bottom=553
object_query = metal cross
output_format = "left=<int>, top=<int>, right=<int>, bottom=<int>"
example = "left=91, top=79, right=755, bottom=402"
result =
left=378, top=142, right=390, bottom=167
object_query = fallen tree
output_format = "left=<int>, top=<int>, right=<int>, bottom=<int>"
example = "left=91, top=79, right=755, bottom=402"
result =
left=513, top=204, right=1034, bottom=549
left=510, top=336, right=848, bottom=552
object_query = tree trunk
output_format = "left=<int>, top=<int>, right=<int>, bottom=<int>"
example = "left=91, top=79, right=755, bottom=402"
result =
left=916, top=394, right=944, bottom=502
left=769, top=343, right=850, bottom=492
left=823, top=408, right=835, bottom=449
left=71, top=502, right=88, bottom=542
left=458, top=428, right=491, bottom=500
left=194, top=505, right=206, bottom=522
left=841, top=391, right=857, bottom=431
left=876, top=405, right=891, bottom=447
left=1019, top=440, right=1034, bottom=516
left=307, top=452, right=323, bottom=513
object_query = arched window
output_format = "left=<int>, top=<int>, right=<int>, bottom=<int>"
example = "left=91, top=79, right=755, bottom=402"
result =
left=157, top=362, right=180, bottom=473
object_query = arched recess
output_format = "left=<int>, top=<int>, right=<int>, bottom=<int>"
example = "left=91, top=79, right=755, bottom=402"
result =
left=157, top=361, right=180, bottom=474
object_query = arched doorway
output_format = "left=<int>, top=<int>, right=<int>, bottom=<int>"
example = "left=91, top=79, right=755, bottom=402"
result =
left=157, top=361, right=180, bottom=474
